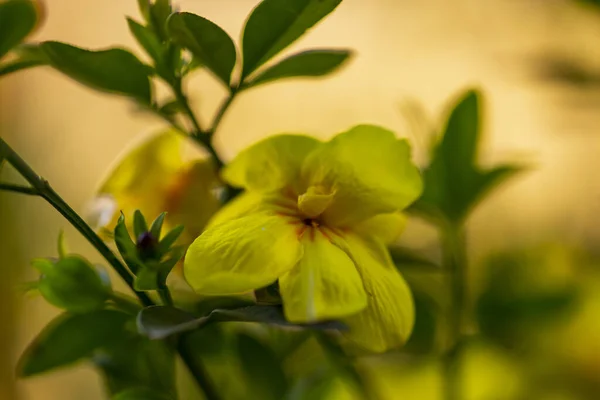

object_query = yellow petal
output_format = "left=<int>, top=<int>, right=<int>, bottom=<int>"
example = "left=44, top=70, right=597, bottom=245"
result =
left=206, top=192, right=264, bottom=229
left=356, top=213, right=408, bottom=245
left=222, top=135, right=321, bottom=192
left=93, top=130, right=185, bottom=229
left=163, top=159, right=221, bottom=245
left=301, top=125, right=423, bottom=227
left=297, top=185, right=335, bottom=218
left=334, top=232, right=415, bottom=353
left=184, top=214, right=302, bottom=295
left=280, top=228, right=367, bottom=323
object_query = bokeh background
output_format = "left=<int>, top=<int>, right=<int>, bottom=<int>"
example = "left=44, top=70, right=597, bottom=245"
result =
left=1, top=0, right=600, bottom=399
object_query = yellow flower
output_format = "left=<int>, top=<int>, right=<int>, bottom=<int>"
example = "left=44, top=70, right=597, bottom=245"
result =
left=184, top=125, right=423, bottom=352
left=88, top=130, right=220, bottom=247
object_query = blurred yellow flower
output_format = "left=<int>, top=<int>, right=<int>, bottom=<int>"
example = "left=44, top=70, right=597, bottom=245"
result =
left=88, top=130, right=220, bottom=247
left=184, top=125, right=423, bottom=352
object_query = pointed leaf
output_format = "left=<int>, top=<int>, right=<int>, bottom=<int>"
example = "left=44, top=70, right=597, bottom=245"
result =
left=149, top=212, right=166, bottom=240
left=127, top=18, right=163, bottom=63
left=40, top=41, right=152, bottom=102
left=114, top=214, right=143, bottom=274
left=246, top=49, right=351, bottom=88
left=158, top=224, right=184, bottom=254
left=137, top=305, right=346, bottom=340
left=0, top=0, right=39, bottom=60
left=18, top=310, right=130, bottom=377
left=166, top=12, right=236, bottom=86
left=241, top=0, right=343, bottom=78
left=413, top=89, right=524, bottom=224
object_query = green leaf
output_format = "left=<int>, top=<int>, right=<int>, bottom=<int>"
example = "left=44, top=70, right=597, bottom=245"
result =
left=0, top=0, right=38, bottom=60
left=127, top=18, right=163, bottom=63
left=36, top=255, right=111, bottom=314
left=158, top=224, right=184, bottom=254
left=114, top=214, right=144, bottom=274
left=389, top=246, right=439, bottom=270
left=149, top=212, right=166, bottom=240
left=95, top=335, right=176, bottom=397
left=40, top=41, right=152, bottom=102
left=241, top=0, right=343, bottom=78
left=112, top=388, right=171, bottom=400
left=237, top=333, right=288, bottom=400
left=166, top=12, right=237, bottom=86
left=137, top=305, right=347, bottom=340
left=133, top=210, right=149, bottom=239
left=18, top=310, right=130, bottom=377
left=0, top=43, right=47, bottom=77
left=246, top=49, right=352, bottom=88
left=411, top=89, right=524, bottom=224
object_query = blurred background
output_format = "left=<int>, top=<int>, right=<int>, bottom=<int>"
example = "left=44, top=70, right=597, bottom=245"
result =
left=1, top=0, right=600, bottom=399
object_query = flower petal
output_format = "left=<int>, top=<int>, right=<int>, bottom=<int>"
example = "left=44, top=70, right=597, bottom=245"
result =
left=334, top=232, right=415, bottom=353
left=222, top=135, right=321, bottom=192
left=302, top=125, right=423, bottom=227
left=206, top=192, right=264, bottom=228
left=280, top=228, right=367, bottom=323
left=356, top=213, right=407, bottom=245
left=184, top=214, right=301, bottom=295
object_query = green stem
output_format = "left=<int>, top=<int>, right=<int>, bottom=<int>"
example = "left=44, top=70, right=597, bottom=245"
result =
left=207, top=89, right=239, bottom=136
left=109, top=293, right=142, bottom=314
left=0, top=183, right=39, bottom=196
left=0, top=138, right=152, bottom=307
left=442, top=223, right=467, bottom=400
left=0, top=138, right=221, bottom=400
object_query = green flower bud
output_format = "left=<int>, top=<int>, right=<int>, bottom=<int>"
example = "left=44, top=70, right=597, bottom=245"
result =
left=34, top=255, right=111, bottom=313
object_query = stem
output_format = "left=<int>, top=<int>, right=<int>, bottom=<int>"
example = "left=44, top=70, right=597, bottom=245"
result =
left=0, top=183, right=39, bottom=196
left=1, top=138, right=221, bottom=400
left=0, top=138, right=152, bottom=307
left=207, top=89, right=239, bottom=136
left=442, top=223, right=467, bottom=400
left=177, top=338, right=220, bottom=400
left=173, top=79, right=204, bottom=136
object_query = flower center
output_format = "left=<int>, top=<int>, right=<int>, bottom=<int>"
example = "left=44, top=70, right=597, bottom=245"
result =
left=297, top=185, right=335, bottom=219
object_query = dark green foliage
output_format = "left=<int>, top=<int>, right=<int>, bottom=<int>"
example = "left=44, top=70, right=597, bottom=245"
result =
left=237, top=333, right=289, bottom=400
left=241, top=0, right=343, bottom=78
left=412, top=89, right=524, bottom=224
left=18, top=310, right=131, bottom=377
left=246, top=49, right=352, bottom=88
left=137, top=305, right=347, bottom=340
left=39, top=42, right=152, bottom=102
left=0, top=0, right=38, bottom=60
left=166, top=12, right=237, bottom=86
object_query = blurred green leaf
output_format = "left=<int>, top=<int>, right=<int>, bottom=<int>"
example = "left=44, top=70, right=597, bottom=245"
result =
left=96, top=335, right=176, bottom=397
left=137, top=305, right=347, bottom=340
left=237, top=333, right=288, bottom=400
left=112, top=388, right=171, bottom=400
left=127, top=18, right=162, bottom=64
left=0, top=0, right=38, bottom=60
left=241, top=0, right=343, bottom=78
left=389, top=246, right=439, bottom=270
left=411, top=89, right=524, bottom=224
left=40, top=41, right=152, bottom=102
left=166, top=12, right=236, bottom=86
left=35, top=255, right=111, bottom=314
left=246, top=49, right=352, bottom=88
left=149, top=0, right=172, bottom=40
left=18, top=310, right=130, bottom=377
left=113, top=388, right=172, bottom=400
left=0, top=43, right=47, bottom=77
